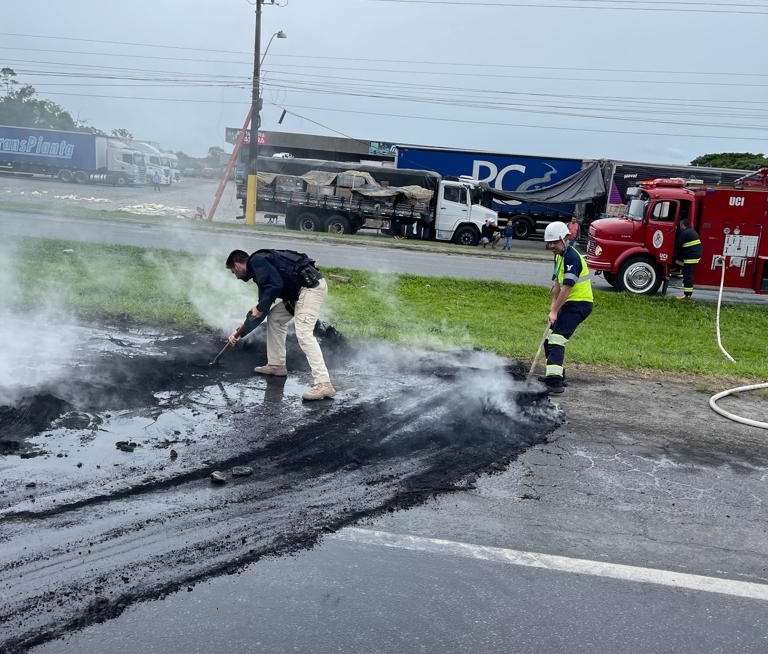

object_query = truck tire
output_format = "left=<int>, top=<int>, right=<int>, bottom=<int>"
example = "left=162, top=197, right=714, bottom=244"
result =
left=512, top=217, right=534, bottom=240
left=74, top=171, right=89, bottom=184
left=114, top=174, right=128, bottom=187
left=603, top=271, right=618, bottom=288
left=296, top=211, right=322, bottom=232
left=617, top=257, right=662, bottom=295
left=58, top=169, right=74, bottom=183
left=326, top=215, right=351, bottom=234
left=452, top=225, right=480, bottom=246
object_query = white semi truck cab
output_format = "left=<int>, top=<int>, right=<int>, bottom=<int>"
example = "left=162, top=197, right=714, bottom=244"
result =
left=434, top=177, right=499, bottom=245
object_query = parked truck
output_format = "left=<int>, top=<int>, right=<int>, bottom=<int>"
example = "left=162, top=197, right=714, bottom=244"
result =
left=395, top=146, right=585, bottom=239
left=585, top=168, right=768, bottom=296
left=394, top=147, right=757, bottom=240
left=586, top=160, right=753, bottom=226
left=0, top=125, right=143, bottom=185
left=128, top=141, right=173, bottom=186
left=245, top=156, right=499, bottom=244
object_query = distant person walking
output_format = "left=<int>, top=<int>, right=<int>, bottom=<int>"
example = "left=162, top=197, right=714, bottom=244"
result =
left=674, top=218, right=702, bottom=300
left=152, top=170, right=161, bottom=191
left=567, top=216, right=580, bottom=247
left=501, top=221, right=514, bottom=250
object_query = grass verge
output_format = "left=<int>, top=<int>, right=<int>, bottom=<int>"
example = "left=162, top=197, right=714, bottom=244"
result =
left=4, top=235, right=766, bottom=381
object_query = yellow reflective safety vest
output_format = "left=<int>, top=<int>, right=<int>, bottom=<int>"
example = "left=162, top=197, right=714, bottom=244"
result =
left=554, top=246, right=593, bottom=303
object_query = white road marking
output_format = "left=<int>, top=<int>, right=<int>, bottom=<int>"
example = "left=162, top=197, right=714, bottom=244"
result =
left=333, top=527, right=768, bottom=602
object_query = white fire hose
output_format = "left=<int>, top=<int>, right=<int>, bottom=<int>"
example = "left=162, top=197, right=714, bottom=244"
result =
left=708, top=252, right=768, bottom=429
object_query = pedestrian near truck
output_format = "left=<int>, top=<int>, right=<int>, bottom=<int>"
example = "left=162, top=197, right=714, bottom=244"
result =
left=567, top=216, right=580, bottom=247
left=480, top=219, right=501, bottom=248
left=226, top=248, right=336, bottom=401
left=501, top=221, right=514, bottom=250
left=538, top=222, right=593, bottom=394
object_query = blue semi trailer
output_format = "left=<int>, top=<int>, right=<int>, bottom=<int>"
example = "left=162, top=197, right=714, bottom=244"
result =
left=0, top=125, right=144, bottom=186
left=396, top=146, right=584, bottom=239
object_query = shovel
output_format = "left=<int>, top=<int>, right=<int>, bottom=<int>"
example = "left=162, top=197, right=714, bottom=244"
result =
left=209, top=341, right=233, bottom=366
left=208, top=311, right=266, bottom=366
left=525, top=321, right=552, bottom=383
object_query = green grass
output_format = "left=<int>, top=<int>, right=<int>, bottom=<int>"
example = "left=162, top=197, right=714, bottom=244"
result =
left=4, top=235, right=766, bottom=381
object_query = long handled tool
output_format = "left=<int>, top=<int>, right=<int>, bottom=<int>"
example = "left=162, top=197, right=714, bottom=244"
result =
left=525, top=321, right=552, bottom=383
left=208, top=311, right=267, bottom=366
left=209, top=341, right=234, bottom=366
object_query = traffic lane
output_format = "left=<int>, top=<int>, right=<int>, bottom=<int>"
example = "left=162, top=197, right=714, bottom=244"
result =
left=33, top=533, right=768, bottom=654
left=0, top=209, right=552, bottom=285
left=2, top=209, right=766, bottom=303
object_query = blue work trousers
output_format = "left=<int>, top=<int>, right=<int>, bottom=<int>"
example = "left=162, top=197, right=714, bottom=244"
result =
left=544, top=301, right=593, bottom=381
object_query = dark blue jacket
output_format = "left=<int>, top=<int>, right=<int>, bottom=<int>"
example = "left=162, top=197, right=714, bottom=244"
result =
left=246, top=250, right=309, bottom=313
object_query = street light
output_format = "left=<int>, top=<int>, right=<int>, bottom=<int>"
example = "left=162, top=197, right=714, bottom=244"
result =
left=245, top=1, right=286, bottom=225
left=262, top=30, right=287, bottom=67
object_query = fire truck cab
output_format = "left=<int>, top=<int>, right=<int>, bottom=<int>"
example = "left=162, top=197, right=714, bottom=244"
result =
left=585, top=168, right=768, bottom=295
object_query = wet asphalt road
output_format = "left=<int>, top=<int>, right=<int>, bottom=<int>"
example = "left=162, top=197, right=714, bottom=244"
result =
left=32, top=535, right=768, bottom=654
left=2, top=196, right=768, bottom=652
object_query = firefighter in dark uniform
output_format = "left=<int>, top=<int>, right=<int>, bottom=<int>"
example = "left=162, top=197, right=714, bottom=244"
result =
left=674, top=218, right=702, bottom=300
left=538, top=222, right=593, bottom=394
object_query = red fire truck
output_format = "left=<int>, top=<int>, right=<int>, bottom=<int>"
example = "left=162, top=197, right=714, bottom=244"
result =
left=585, top=168, right=768, bottom=296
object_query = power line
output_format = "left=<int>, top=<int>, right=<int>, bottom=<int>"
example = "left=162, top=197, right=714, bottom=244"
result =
left=360, top=0, right=768, bottom=13
left=2, top=43, right=767, bottom=79
left=267, top=102, right=768, bottom=141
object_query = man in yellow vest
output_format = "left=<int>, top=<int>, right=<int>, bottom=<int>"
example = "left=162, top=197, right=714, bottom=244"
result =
left=538, top=222, right=593, bottom=394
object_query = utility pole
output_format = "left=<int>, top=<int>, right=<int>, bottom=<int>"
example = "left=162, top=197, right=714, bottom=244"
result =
left=245, top=0, right=263, bottom=226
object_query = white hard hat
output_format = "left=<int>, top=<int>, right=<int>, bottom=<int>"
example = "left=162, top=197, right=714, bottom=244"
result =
left=544, top=221, right=570, bottom=242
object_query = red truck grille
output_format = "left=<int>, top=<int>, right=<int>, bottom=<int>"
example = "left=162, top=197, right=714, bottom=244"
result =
left=586, top=239, right=596, bottom=256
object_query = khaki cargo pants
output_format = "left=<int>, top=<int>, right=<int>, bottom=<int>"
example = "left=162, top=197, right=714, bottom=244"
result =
left=265, top=278, right=331, bottom=385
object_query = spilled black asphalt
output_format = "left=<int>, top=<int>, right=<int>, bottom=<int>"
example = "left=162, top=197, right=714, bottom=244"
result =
left=0, top=322, right=562, bottom=653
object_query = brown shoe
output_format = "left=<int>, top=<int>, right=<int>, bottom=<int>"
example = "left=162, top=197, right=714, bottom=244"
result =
left=302, top=382, right=336, bottom=401
left=254, top=364, right=287, bottom=376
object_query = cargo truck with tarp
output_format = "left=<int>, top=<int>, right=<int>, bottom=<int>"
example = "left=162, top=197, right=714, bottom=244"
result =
left=243, top=156, right=499, bottom=245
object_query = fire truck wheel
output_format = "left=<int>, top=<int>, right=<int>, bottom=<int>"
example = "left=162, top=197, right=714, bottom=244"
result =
left=603, top=271, right=617, bottom=288
left=617, top=257, right=662, bottom=295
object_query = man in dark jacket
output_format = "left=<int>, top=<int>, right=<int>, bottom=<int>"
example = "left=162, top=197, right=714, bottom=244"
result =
left=480, top=220, right=500, bottom=248
left=674, top=218, right=702, bottom=300
left=226, top=249, right=336, bottom=401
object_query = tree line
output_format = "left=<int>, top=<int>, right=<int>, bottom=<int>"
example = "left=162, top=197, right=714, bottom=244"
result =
left=0, top=67, right=225, bottom=171
left=2, top=67, right=767, bottom=171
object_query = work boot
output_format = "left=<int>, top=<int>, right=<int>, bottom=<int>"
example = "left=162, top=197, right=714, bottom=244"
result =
left=538, top=375, right=568, bottom=387
left=254, top=364, right=288, bottom=377
left=675, top=295, right=691, bottom=301
left=545, top=384, right=565, bottom=395
left=302, top=382, right=336, bottom=401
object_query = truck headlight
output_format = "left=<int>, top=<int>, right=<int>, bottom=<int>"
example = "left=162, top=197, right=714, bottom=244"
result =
left=595, top=245, right=602, bottom=257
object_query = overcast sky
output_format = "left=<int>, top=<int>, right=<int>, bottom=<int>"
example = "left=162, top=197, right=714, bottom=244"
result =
left=3, top=0, right=766, bottom=164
